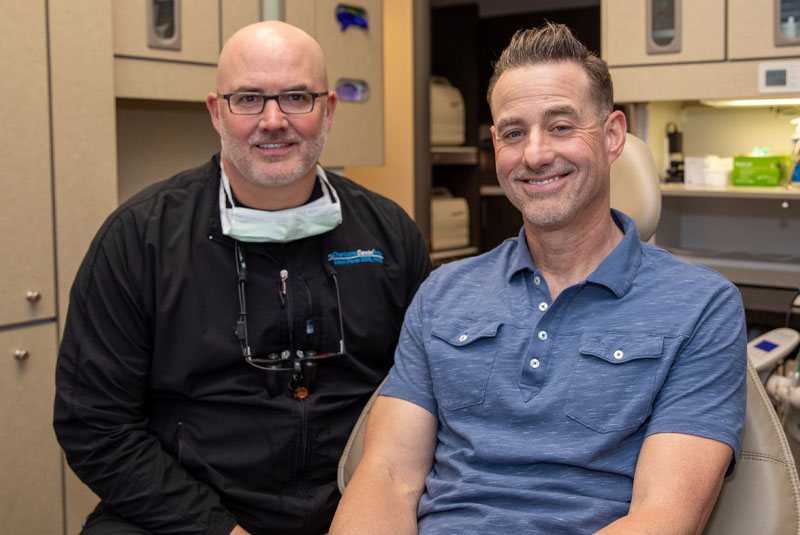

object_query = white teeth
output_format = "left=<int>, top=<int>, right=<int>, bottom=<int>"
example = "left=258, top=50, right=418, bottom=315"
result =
left=525, top=176, right=560, bottom=185
left=258, top=142, right=289, bottom=148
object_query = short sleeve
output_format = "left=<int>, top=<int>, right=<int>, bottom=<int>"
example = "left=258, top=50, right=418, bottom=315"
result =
left=380, top=282, right=439, bottom=417
left=646, top=282, right=747, bottom=471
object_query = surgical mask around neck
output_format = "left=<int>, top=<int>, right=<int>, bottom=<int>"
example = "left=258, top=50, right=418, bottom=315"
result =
left=219, top=164, right=343, bottom=243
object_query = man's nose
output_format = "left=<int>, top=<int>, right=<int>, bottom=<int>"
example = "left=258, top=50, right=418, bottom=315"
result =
left=522, top=130, right=556, bottom=170
left=258, top=98, right=289, bottom=130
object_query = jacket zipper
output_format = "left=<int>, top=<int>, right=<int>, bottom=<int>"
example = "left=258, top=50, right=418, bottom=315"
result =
left=298, top=397, right=309, bottom=496
left=281, top=267, right=311, bottom=494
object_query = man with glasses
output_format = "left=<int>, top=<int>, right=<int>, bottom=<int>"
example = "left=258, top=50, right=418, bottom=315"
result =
left=54, top=21, right=430, bottom=535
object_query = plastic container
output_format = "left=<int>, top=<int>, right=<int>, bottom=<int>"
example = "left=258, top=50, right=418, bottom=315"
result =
left=732, top=155, right=784, bottom=187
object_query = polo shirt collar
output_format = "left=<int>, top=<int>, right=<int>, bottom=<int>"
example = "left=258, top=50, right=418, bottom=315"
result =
left=506, top=209, right=642, bottom=299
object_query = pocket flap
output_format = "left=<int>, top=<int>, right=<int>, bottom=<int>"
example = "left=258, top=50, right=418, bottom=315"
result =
left=579, top=333, right=663, bottom=364
left=432, top=319, right=502, bottom=347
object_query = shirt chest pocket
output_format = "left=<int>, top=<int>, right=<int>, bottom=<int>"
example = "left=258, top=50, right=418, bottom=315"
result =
left=566, top=333, right=664, bottom=433
left=429, top=319, right=502, bottom=410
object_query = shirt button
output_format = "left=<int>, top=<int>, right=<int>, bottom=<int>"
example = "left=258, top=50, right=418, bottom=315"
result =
left=614, top=350, right=624, bottom=360
left=529, top=358, right=540, bottom=369
left=459, top=334, right=468, bottom=342
left=533, top=276, right=541, bottom=286
left=538, top=302, right=548, bottom=312
left=538, top=330, right=547, bottom=341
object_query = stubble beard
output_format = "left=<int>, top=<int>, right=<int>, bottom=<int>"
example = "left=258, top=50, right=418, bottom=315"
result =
left=220, top=115, right=329, bottom=187
left=505, top=162, right=580, bottom=228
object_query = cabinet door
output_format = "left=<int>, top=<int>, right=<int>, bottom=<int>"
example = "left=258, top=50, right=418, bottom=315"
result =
left=729, top=0, right=800, bottom=59
left=0, top=322, right=62, bottom=534
left=113, top=0, right=220, bottom=63
left=602, top=0, right=725, bottom=66
left=0, top=0, right=56, bottom=327
left=298, top=0, right=384, bottom=167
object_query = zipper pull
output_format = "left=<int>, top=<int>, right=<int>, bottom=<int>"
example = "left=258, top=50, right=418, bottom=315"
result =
left=278, top=269, right=288, bottom=306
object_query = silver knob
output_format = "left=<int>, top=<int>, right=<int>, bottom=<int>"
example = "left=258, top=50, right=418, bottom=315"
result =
left=25, top=291, right=41, bottom=302
left=781, top=200, right=790, bottom=210
left=13, top=349, right=29, bottom=361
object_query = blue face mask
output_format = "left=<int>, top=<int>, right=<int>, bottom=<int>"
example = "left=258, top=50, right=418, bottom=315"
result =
left=219, top=165, right=343, bottom=243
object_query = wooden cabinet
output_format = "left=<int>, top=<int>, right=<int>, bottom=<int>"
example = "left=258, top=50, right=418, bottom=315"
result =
left=0, top=0, right=56, bottom=327
left=0, top=323, right=62, bottom=535
left=0, top=5, right=62, bottom=534
left=602, top=0, right=725, bottom=67
left=728, top=0, right=800, bottom=59
left=604, top=0, right=800, bottom=102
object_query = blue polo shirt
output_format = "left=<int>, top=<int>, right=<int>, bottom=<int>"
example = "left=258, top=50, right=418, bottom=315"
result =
left=381, top=210, right=747, bottom=534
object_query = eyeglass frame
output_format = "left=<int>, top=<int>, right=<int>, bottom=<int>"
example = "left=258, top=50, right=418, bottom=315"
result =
left=220, top=90, right=330, bottom=115
left=233, top=241, right=348, bottom=396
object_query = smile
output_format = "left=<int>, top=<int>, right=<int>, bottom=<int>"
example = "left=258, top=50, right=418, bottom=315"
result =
left=257, top=142, right=293, bottom=149
left=520, top=173, right=568, bottom=185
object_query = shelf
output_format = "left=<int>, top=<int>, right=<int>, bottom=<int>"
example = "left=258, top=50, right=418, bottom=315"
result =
left=660, top=183, right=800, bottom=200
left=431, top=146, right=478, bottom=165
left=665, top=248, right=800, bottom=290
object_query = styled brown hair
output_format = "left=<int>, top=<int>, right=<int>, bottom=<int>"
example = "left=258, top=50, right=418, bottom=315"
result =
left=487, top=22, right=613, bottom=118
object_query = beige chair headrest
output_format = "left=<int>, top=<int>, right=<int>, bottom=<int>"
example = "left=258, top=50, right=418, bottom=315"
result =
left=610, top=133, right=662, bottom=242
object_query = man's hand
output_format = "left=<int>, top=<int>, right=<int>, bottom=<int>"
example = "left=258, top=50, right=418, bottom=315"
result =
left=229, top=525, right=251, bottom=535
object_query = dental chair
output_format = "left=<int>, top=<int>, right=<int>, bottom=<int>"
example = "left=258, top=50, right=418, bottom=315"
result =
left=337, top=133, right=800, bottom=535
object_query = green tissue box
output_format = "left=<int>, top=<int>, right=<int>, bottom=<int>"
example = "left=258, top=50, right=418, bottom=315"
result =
left=732, top=155, right=787, bottom=186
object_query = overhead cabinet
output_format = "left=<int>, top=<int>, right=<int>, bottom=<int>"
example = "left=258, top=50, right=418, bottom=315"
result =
left=602, top=0, right=725, bottom=67
left=603, top=0, right=800, bottom=102
left=729, top=0, right=800, bottom=59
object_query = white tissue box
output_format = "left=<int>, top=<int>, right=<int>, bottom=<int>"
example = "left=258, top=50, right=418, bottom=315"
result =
left=685, top=155, right=732, bottom=186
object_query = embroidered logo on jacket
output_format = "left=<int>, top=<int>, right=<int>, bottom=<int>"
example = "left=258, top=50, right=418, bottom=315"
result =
left=328, top=249, right=385, bottom=265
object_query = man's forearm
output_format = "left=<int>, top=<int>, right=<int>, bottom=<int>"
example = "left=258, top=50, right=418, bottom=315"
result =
left=329, top=467, right=421, bottom=535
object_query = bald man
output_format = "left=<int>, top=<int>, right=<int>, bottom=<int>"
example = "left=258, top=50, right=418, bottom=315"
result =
left=54, top=21, right=430, bottom=535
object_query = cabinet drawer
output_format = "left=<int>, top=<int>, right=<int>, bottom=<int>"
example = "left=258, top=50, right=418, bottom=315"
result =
left=602, top=0, right=725, bottom=66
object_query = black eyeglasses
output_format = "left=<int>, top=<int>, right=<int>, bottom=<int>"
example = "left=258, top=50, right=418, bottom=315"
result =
left=221, top=90, right=329, bottom=115
left=234, top=242, right=347, bottom=399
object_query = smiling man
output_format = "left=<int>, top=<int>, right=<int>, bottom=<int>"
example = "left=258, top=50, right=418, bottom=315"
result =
left=331, top=23, right=746, bottom=535
left=54, top=21, right=430, bottom=535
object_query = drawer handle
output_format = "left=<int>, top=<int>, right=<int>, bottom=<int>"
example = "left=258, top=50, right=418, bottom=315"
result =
left=14, top=349, right=30, bottom=361
left=26, top=290, right=41, bottom=302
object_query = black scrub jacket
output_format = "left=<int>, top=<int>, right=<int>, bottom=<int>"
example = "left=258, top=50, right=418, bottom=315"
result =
left=54, top=154, right=431, bottom=535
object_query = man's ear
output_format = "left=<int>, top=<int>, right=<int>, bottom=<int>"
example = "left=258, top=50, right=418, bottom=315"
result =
left=324, top=91, right=338, bottom=133
left=206, top=92, right=222, bottom=135
left=605, top=109, right=627, bottom=165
